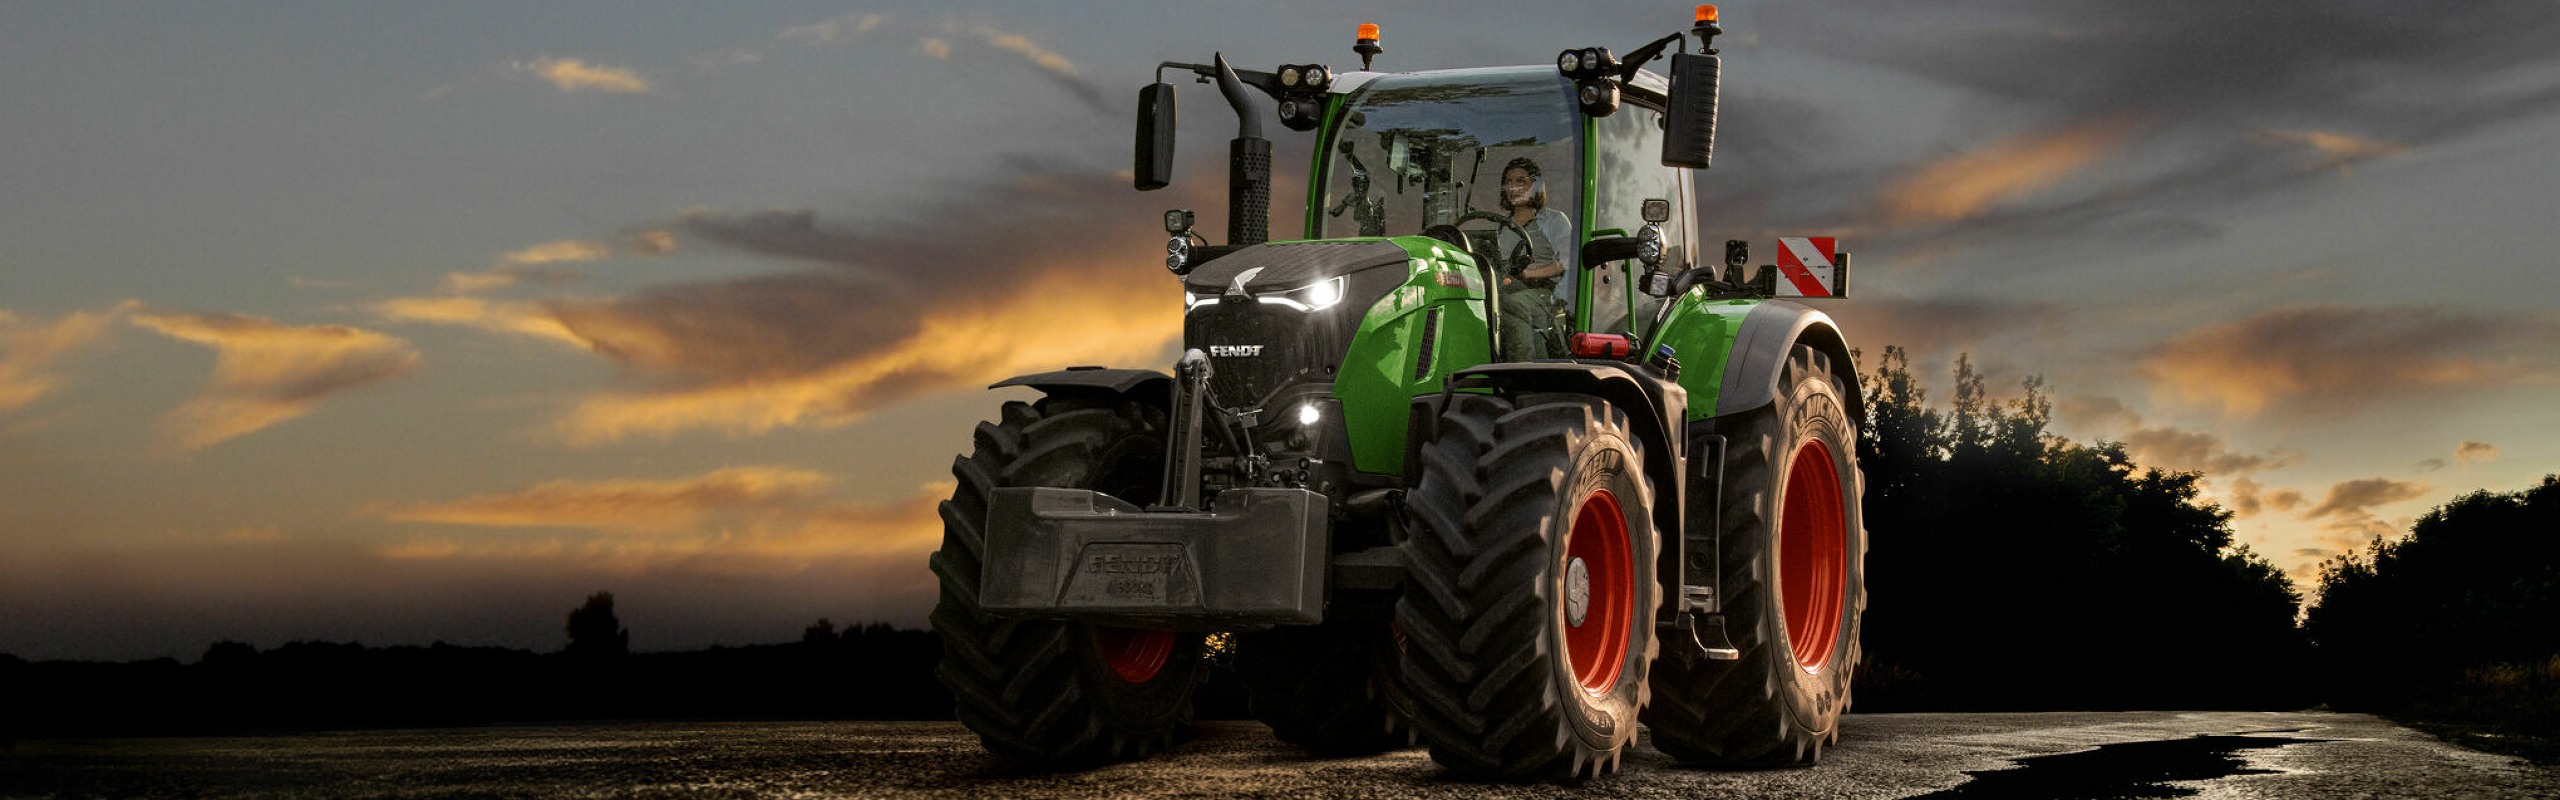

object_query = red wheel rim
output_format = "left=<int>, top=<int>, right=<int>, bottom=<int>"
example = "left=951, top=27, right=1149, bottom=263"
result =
left=1094, top=627, right=1173, bottom=683
left=1779, top=438, right=1846, bottom=673
left=1563, top=488, right=1633, bottom=695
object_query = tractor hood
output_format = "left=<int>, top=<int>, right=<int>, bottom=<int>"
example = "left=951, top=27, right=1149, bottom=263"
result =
left=1178, top=239, right=1412, bottom=298
left=1179, top=239, right=1417, bottom=414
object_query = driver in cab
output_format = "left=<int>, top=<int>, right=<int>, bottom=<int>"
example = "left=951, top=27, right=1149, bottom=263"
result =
left=1496, top=157, right=1573, bottom=360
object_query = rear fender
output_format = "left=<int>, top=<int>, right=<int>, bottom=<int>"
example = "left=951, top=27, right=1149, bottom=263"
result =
left=1713, top=302, right=1864, bottom=424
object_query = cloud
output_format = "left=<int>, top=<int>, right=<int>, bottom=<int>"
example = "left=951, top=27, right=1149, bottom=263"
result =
left=2455, top=440, right=2499, bottom=465
left=955, top=22, right=1108, bottom=112
left=1, top=302, right=136, bottom=415
left=372, top=296, right=585, bottom=348
left=2140, top=306, right=2560, bottom=416
left=375, top=470, right=950, bottom=578
left=1710, top=2, right=2560, bottom=266
left=2302, top=477, right=2429, bottom=521
left=1827, top=295, right=2064, bottom=365
left=129, top=311, right=421, bottom=449
left=1880, top=119, right=2130, bottom=226
left=628, top=229, right=678, bottom=255
left=443, top=266, right=581, bottom=294
left=2414, top=458, right=2448, bottom=473
left=2250, top=128, right=2412, bottom=172
left=540, top=163, right=1210, bottom=444
left=378, top=466, right=832, bottom=531
left=514, top=57, right=649, bottom=94
left=554, top=270, right=1178, bottom=444
left=2119, top=425, right=2288, bottom=476
left=2054, top=394, right=2142, bottom=434
left=501, top=239, right=614, bottom=266
left=919, top=37, right=952, bottom=60
left=778, top=13, right=885, bottom=47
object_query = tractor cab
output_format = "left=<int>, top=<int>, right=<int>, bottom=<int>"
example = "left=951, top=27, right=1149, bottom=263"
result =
left=1311, top=66, right=1696, bottom=355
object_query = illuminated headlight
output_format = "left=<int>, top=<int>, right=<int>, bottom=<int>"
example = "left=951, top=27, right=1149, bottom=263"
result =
left=1297, top=403, right=1321, bottom=426
left=1257, top=276, right=1348, bottom=312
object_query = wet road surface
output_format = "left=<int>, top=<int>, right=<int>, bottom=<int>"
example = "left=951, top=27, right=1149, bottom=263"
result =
left=4, top=711, right=2551, bottom=799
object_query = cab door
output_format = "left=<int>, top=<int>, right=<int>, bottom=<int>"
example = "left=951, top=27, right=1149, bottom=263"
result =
left=1582, top=101, right=1692, bottom=339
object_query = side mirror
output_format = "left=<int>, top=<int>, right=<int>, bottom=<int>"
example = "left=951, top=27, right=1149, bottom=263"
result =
left=1661, top=52, right=1719, bottom=169
left=1136, top=83, right=1177, bottom=191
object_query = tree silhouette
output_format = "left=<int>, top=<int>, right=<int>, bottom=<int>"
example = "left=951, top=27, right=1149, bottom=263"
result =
left=1852, top=346, right=2308, bottom=710
left=2307, top=476, right=2560, bottom=713
left=565, top=591, right=630, bottom=659
left=803, top=618, right=838, bottom=647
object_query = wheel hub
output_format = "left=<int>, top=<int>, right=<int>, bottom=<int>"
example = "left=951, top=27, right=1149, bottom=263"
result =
left=1563, top=489, right=1631, bottom=696
left=1566, top=557, right=1591, bottom=626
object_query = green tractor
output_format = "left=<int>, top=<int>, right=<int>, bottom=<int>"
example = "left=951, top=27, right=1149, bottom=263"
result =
left=929, top=8, right=1865, bottom=780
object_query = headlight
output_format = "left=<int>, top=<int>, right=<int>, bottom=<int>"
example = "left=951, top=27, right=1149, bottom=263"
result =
left=1298, top=403, right=1321, bottom=426
left=1281, top=66, right=1301, bottom=87
left=1256, top=276, right=1348, bottom=312
left=1558, top=51, right=1580, bottom=74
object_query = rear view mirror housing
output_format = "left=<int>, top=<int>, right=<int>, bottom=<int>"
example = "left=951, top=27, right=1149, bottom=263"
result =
left=1661, top=52, right=1719, bottom=169
left=1135, top=83, right=1177, bottom=190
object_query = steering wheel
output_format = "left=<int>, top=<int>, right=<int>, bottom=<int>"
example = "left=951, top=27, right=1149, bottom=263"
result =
left=1420, top=211, right=1533, bottom=274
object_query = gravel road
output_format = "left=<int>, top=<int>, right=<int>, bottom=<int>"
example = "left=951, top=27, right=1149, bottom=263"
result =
left=4, top=711, right=2551, bottom=799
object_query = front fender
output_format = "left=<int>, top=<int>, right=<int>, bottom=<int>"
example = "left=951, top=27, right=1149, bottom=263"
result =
left=991, top=366, right=1173, bottom=407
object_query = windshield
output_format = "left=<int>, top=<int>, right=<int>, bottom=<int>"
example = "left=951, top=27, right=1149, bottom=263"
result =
left=1317, top=68, right=1579, bottom=274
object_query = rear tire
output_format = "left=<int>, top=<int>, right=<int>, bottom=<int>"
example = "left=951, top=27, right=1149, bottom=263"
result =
left=1645, top=344, right=1866, bottom=767
left=929, top=396, right=1206, bottom=768
left=1397, top=393, right=1659, bottom=780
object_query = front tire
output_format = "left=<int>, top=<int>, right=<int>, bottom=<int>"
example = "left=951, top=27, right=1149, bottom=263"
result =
left=928, top=396, right=1206, bottom=768
left=1645, top=344, right=1867, bottom=767
left=1397, top=393, right=1660, bottom=780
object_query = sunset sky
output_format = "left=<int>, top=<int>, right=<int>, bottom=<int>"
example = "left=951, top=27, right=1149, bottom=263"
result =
left=4, top=1, right=2556, bottom=661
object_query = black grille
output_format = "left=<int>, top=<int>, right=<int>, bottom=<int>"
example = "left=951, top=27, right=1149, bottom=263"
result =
left=1415, top=305, right=1441, bottom=381
left=1191, top=301, right=1326, bottom=409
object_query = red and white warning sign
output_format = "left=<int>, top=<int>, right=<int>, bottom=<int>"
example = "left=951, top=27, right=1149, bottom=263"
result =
left=1776, top=236, right=1839, bottom=298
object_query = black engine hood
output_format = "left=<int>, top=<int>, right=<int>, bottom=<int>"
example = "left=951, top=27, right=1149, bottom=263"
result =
left=1180, top=240, right=1412, bottom=295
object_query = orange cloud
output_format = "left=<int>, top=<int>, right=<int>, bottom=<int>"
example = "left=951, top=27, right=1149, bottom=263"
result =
left=628, top=229, right=678, bottom=255
left=2251, top=128, right=2411, bottom=169
left=967, top=24, right=1079, bottom=78
left=501, top=239, right=614, bottom=266
left=2455, top=440, right=2499, bottom=465
left=1882, top=119, right=2128, bottom=226
left=2303, top=477, right=2429, bottom=521
left=554, top=270, right=1179, bottom=445
left=515, top=58, right=649, bottom=93
left=378, top=466, right=832, bottom=531
left=1, top=302, right=136, bottom=414
left=377, top=470, right=950, bottom=578
left=129, top=310, right=420, bottom=449
left=373, top=296, right=585, bottom=348
left=2119, top=425, right=2288, bottom=476
left=442, top=265, right=581, bottom=294
left=2141, top=306, right=2559, bottom=416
